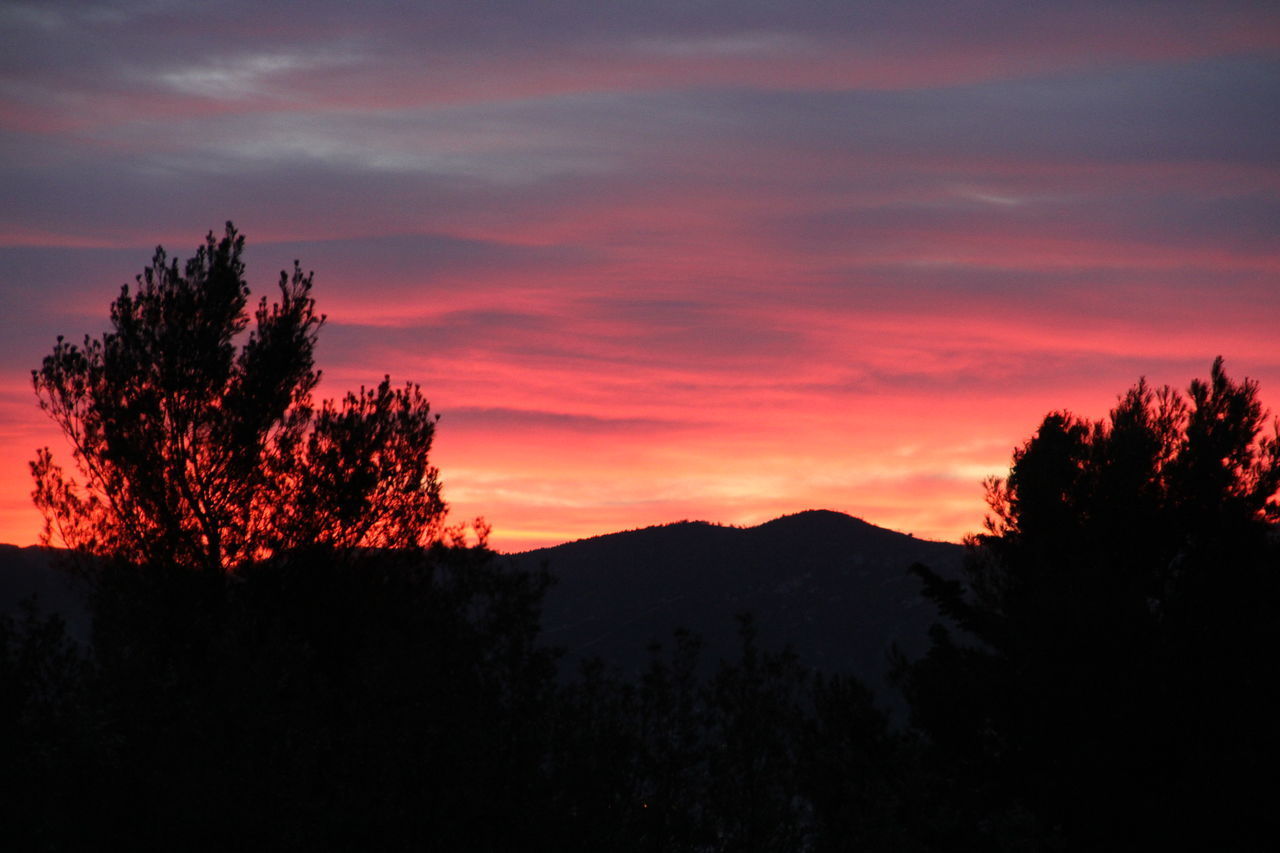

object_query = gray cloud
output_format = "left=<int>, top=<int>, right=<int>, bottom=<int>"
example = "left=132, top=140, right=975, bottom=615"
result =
left=446, top=406, right=690, bottom=434
left=2, top=0, right=1278, bottom=547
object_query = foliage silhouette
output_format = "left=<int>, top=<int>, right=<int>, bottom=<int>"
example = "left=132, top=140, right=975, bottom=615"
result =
left=75, top=543, right=557, bottom=852
left=899, top=358, right=1280, bottom=848
left=541, top=616, right=936, bottom=852
left=6, top=547, right=944, bottom=851
left=31, top=223, right=444, bottom=571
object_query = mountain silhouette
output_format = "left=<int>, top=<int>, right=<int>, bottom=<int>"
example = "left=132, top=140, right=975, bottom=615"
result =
left=2, top=510, right=962, bottom=709
left=510, top=509, right=962, bottom=707
left=0, top=544, right=91, bottom=643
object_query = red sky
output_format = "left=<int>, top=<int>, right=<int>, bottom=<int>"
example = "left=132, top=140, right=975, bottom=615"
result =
left=2, top=1, right=1278, bottom=551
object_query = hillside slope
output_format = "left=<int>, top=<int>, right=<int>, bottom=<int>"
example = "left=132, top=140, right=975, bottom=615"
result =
left=510, top=509, right=963, bottom=703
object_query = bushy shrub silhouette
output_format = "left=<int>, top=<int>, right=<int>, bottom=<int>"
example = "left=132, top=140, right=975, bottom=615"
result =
left=900, top=359, right=1280, bottom=849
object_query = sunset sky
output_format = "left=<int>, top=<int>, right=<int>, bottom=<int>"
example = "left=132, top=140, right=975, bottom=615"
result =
left=2, top=1, right=1278, bottom=552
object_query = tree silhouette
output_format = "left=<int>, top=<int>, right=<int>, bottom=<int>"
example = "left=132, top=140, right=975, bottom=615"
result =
left=31, top=223, right=445, bottom=571
left=900, top=358, right=1280, bottom=847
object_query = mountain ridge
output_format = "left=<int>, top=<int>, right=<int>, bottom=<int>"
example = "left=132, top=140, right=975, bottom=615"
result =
left=510, top=509, right=964, bottom=710
left=3, top=510, right=965, bottom=710
left=512, top=508, right=957, bottom=555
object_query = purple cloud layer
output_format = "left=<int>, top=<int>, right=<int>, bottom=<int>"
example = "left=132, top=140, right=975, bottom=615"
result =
left=2, top=1, right=1278, bottom=549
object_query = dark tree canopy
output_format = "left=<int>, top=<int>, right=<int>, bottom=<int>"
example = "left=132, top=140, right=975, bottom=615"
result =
left=31, top=223, right=445, bottom=572
left=901, top=358, right=1280, bottom=848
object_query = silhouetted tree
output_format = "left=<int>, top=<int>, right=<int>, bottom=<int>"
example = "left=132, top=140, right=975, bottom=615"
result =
left=703, top=616, right=809, bottom=851
left=900, top=358, right=1280, bottom=848
left=544, top=615, right=952, bottom=853
left=799, top=673, right=935, bottom=852
left=31, top=223, right=444, bottom=572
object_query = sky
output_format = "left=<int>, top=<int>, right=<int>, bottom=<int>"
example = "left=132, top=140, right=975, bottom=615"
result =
left=2, top=1, right=1278, bottom=552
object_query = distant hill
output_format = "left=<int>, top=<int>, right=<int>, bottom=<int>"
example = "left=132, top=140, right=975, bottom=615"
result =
left=0, top=544, right=92, bottom=643
left=508, top=509, right=963, bottom=708
left=1, top=510, right=964, bottom=709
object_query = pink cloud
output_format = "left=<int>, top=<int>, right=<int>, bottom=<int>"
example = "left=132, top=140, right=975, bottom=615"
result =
left=3, top=2, right=1277, bottom=552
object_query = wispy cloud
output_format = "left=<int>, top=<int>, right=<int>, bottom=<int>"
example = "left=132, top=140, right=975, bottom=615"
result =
left=2, top=1, right=1278, bottom=549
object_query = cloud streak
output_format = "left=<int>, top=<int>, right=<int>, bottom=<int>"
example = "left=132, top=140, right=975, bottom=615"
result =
left=2, top=1, right=1278, bottom=549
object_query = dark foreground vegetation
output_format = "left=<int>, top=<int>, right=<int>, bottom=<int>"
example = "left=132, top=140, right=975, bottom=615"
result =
left=4, top=543, right=928, bottom=851
left=5, top=226, right=1277, bottom=850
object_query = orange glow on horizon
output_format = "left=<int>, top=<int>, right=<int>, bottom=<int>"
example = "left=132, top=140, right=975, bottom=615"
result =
left=3, top=4, right=1277, bottom=554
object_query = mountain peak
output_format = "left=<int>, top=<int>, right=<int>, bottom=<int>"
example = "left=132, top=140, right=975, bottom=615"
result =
left=753, top=508, right=875, bottom=531
left=518, top=509, right=933, bottom=556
